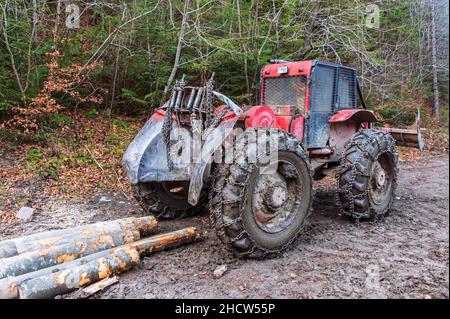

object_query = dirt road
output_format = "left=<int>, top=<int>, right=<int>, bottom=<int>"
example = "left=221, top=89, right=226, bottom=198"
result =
left=1, top=155, right=448, bottom=298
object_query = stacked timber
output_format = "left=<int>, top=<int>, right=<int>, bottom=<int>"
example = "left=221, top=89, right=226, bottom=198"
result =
left=0, top=216, right=198, bottom=299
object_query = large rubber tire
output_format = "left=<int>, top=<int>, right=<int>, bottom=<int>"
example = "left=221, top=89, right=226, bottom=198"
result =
left=132, top=181, right=207, bottom=219
left=209, top=129, right=314, bottom=259
left=336, top=129, right=399, bottom=220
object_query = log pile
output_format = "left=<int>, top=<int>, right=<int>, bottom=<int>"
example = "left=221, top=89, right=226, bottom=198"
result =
left=0, top=216, right=198, bottom=299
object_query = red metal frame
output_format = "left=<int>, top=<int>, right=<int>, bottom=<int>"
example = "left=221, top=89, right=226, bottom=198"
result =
left=260, top=61, right=313, bottom=114
left=261, top=61, right=313, bottom=78
left=244, top=61, right=314, bottom=141
left=150, top=60, right=371, bottom=150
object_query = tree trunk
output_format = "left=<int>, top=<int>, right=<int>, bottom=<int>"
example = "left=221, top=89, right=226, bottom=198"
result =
left=0, top=247, right=118, bottom=299
left=163, top=0, right=189, bottom=100
left=18, top=247, right=140, bottom=299
left=0, top=0, right=27, bottom=104
left=298, top=0, right=322, bottom=59
left=430, top=0, right=440, bottom=120
left=0, top=231, right=139, bottom=279
left=54, top=0, right=61, bottom=33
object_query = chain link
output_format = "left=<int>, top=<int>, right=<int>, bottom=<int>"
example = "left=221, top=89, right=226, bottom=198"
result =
left=204, top=77, right=214, bottom=127
left=161, top=96, right=174, bottom=170
left=202, top=108, right=227, bottom=138
left=210, top=129, right=315, bottom=259
left=335, top=129, right=399, bottom=220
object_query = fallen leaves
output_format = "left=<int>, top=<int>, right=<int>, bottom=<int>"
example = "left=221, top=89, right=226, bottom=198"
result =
left=6, top=48, right=105, bottom=134
left=0, top=110, right=144, bottom=226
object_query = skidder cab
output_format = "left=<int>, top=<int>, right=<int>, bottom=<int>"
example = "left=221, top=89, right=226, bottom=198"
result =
left=123, top=60, right=424, bottom=258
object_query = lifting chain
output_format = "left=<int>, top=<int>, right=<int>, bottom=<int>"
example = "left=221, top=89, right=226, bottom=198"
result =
left=202, top=108, right=227, bottom=139
left=204, top=76, right=215, bottom=128
left=163, top=74, right=230, bottom=171
left=162, top=78, right=186, bottom=171
left=161, top=97, right=174, bottom=171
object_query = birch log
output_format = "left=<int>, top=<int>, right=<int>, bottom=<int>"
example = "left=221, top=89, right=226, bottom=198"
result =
left=1, top=227, right=198, bottom=299
left=0, top=216, right=157, bottom=259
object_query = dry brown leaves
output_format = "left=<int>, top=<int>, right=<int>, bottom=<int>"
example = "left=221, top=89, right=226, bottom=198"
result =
left=398, top=129, right=450, bottom=162
left=42, top=113, right=142, bottom=200
left=6, top=49, right=105, bottom=134
left=1, top=110, right=144, bottom=226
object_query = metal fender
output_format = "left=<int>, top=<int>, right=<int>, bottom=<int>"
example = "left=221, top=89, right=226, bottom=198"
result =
left=328, top=109, right=377, bottom=123
left=122, top=116, right=192, bottom=185
left=188, top=119, right=237, bottom=205
left=188, top=92, right=242, bottom=206
left=123, top=119, right=164, bottom=185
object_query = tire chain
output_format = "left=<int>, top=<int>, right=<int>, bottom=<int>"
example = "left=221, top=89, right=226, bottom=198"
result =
left=335, top=129, right=399, bottom=221
left=132, top=184, right=173, bottom=219
left=209, top=129, right=316, bottom=259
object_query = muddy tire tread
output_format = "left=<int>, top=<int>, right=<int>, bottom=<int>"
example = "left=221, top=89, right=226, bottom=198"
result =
left=132, top=183, right=207, bottom=219
left=209, top=129, right=314, bottom=259
left=336, top=128, right=399, bottom=220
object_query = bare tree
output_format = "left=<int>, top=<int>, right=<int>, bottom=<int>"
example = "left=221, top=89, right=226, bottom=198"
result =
left=0, top=0, right=27, bottom=104
left=298, top=0, right=322, bottom=59
left=54, top=0, right=62, bottom=33
left=163, top=0, right=190, bottom=99
left=430, top=0, right=440, bottom=120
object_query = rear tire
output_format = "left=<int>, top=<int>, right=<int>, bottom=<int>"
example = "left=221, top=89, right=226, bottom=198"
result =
left=133, top=181, right=206, bottom=219
left=336, top=129, right=398, bottom=220
left=209, top=129, right=314, bottom=258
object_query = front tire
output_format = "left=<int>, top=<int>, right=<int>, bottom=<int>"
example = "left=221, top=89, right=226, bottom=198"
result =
left=209, top=129, right=314, bottom=258
left=336, top=129, right=398, bottom=220
left=133, top=181, right=206, bottom=219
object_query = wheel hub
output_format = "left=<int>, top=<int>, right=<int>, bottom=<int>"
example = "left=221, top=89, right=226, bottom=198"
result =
left=252, top=161, right=302, bottom=234
left=264, top=182, right=288, bottom=210
left=373, top=162, right=386, bottom=188
left=369, top=158, right=393, bottom=206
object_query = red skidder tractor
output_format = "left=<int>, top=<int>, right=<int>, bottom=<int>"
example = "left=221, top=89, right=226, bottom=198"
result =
left=123, top=60, right=424, bottom=258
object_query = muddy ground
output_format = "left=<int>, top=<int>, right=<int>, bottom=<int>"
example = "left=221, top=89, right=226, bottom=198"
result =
left=1, top=155, right=448, bottom=299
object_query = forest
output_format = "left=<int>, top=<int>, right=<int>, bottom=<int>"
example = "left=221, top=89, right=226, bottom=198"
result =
left=0, top=0, right=448, bottom=124
left=0, top=0, right=449, bottom=216
left=0, top=0, right=449, bottom=300
left=0, top=0, right=448, bottom=208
